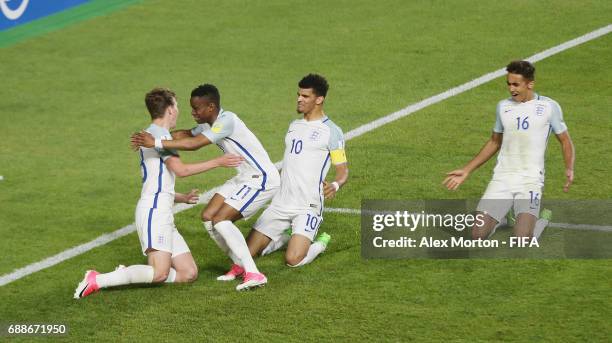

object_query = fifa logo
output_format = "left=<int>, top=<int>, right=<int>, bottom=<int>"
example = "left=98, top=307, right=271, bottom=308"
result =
left=1, top=0, right=30, bottom=20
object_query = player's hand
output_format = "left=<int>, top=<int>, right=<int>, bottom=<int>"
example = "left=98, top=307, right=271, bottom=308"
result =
left=184, top=189, right=200, bottom=204
left=176, top=189, right=200, bottom=204
left=563, top=168, right=574, bottom=192
left=323, top=181, right=338, bottom=199
left=130, top=131, right=155, bottom=150
left=216, top=154, right=244, bottom=168
left=443, top=169, right=469, bottom=191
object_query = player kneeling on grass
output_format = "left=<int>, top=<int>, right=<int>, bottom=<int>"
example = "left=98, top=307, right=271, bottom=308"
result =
left=443, top=60, right=575, bottom=240
left=131, top=84, right=281, bottom=291
left=228, top=74, right=348, bottom=271
left=74, top=88, right=242, bottom=299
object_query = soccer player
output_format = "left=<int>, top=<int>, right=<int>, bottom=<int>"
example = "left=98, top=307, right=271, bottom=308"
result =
left=130, top=84, right=280, bottom=290
left=443, top=60, right=575, bottom=239
left=241, top=74, right=349, bottom=268
left=74, top=88, right=242, bottom=299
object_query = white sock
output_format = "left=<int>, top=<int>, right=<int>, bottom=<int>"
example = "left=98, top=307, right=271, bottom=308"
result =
left=96, top=265, right=154, bottom=288
left=485, top=216, right=508, bottom=239
left=214, top=221, right=259, bottom=273
left=164, top=268, right=177, bottom=283
left=203, top=221, right=241, bottom=265
left=291, top=242, right=327, bottom=267
left=261, top=233, right=291, bottom=256
left=533, top=218, right=549, bottom=239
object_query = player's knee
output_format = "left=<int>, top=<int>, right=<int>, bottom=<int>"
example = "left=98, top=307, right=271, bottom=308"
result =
left=184, top=266, right=198, bottom=283
left=285, top=252, right=306, bottom=267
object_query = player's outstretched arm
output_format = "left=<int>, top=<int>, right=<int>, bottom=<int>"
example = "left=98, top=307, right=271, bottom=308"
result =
left=175, top=189, right=200, bottom=204
left=131, top=131, right=212, bottom=151
left=164, top=154, right=243, bottom=178
left=443, top=132, right=502, bottom=190
left=555, top=131, right=575, bottom=192
left=323, top=163, right=349, bottom=199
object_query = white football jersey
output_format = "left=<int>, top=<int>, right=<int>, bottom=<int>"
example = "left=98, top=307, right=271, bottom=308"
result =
left=191, top=109, right=280, bottom=190
left=137, top=124, right=179, bottom=210
left=492, top=94, right=568, bottom=182
left=272, top=116, right=345, bottom=214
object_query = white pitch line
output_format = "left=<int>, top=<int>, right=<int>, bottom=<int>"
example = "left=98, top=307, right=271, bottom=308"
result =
left=549, top=222, right=612, bottom=232
left=0, top=187, right=220, bottom=287
left=345, top=24, right=612, bottom=141
left=1, top=24, right=611, bottom=287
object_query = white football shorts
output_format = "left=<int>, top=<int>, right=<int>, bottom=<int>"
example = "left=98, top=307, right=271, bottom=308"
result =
left=253, top=204, right=323, bottom=242
left=135, top=207, right=190, bottom=258
left=217, top=176, right=279, bottom=219
left=476, top=176, right=543, bottom=222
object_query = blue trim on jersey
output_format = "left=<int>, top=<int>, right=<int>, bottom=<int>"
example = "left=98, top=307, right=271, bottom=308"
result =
left=239, top=189, right=262, bottom=213
left=317, top=153, right=331, bottom=216
left=147, top=207, right=154, bottom=249
left=322, top=117, right=329, bottom=123
left=226, top=137, right=267, bottom=190
left=140, top=149, right=147, bottom=183
left=152, top=158, right=163, bottom=208
left=543, top=123, right=553, bottom=154
left=146, top=157, right=164, bottom=249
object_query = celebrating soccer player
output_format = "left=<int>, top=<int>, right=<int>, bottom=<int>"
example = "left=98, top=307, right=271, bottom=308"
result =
left=443, top=60, right=575, bottom=239
left=243, top=74, right=349, bottom=267
left=74, top=88, right=242, bottom=299
left=131, top=84, right=280, bottom=290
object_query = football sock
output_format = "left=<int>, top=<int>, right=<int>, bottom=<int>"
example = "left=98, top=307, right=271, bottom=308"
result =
left=261, top=234, right=290, bottom=256
left=290, top=242, right=327, bottom=267
left=486, top=216, right=508, bottom=239
left=96, top=265, right=154, bottom=288
left=533, top=218, right=549, bottom=239
left=214, top=221, right=259, bottom=274
left=164, top=268, right=177, bottom=283
left=203, top=221, right=241, bottom=265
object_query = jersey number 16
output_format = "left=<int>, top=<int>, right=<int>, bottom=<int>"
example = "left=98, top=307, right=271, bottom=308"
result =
left=516, top=116, right=529, bottom=130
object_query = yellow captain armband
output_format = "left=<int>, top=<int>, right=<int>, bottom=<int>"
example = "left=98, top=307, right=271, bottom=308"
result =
left=330, top=149, right=347, bottom=165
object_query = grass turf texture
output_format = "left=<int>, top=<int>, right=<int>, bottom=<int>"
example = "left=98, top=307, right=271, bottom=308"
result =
left=1, top=0, right=611, bottom=341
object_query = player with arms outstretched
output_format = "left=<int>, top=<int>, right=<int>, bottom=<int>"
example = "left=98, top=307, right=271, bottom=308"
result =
left=444, top=61, right=575, bottom=239
left=74, top=88, right=242, bottom=299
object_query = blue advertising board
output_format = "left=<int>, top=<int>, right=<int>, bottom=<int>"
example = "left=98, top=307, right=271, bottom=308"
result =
left=0, top=0, right=92, bottom=31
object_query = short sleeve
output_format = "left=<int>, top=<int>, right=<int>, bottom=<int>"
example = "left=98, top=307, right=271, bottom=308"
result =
left=327, top=124, right=347, bottom=165
left=159, top=147, right=179, bottom=161
left=493, top=101, right=504, bottom=133
left=549, top=101, right=568, bottom=134
left=201, top=113, right=235, bottom=144
left=191, top=124, right=205, bottom=136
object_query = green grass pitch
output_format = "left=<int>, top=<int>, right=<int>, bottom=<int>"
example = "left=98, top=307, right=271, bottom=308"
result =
left=0, top=0, right=611, bottom=341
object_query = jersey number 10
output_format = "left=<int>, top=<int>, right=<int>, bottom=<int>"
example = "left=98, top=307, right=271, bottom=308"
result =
left=290, top=139, right=303, bottom=154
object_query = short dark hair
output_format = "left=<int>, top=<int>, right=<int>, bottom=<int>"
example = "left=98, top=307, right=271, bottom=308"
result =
left=298, top=74, right=329, bottom=97
left=145, top=87, right=176, bottom=119
left=191, top=84, right=221, bottom=107
left=506, top=60, right=535, bottom=81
